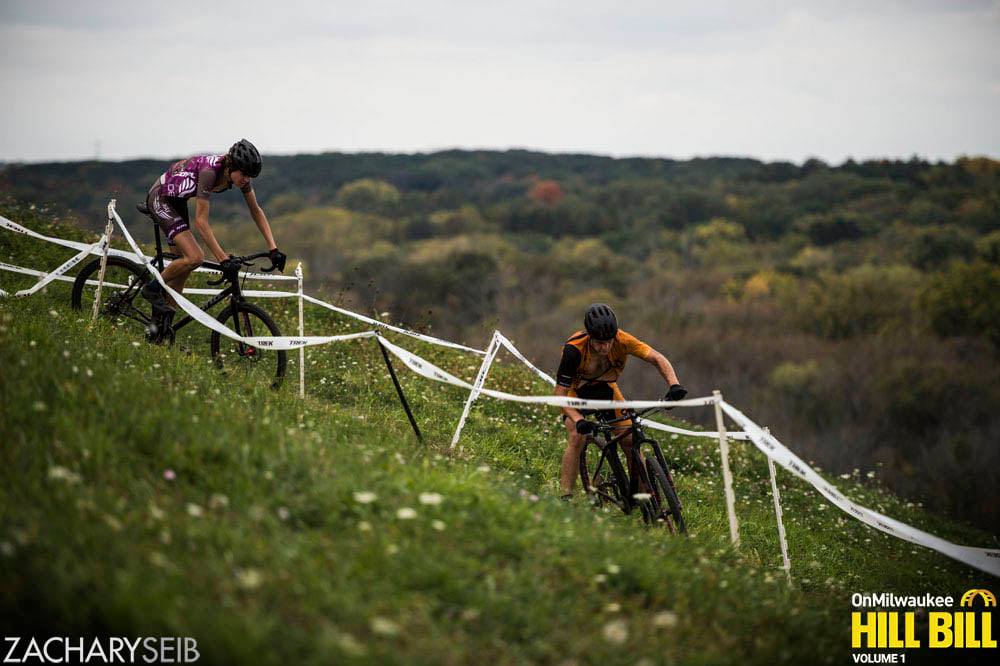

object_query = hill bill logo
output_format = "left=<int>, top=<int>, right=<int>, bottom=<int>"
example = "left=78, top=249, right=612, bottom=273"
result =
left=850, top=588, right=996, bottom=658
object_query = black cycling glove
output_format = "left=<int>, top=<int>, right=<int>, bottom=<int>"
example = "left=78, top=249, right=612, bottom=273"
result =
left=665, top=384, right=688, bottom=401
left=269, top=248, right=287, bottom=273
left=220, top=255, right=243, bottom=279
left=575, top=419, right=595, bottom=435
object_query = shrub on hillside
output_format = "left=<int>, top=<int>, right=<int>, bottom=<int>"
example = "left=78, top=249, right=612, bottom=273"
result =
left=975, top=230, right=1000, bottom=264
left=778, top=265, right=921, bottom=338
left=902, top=226, right=976, bottom=270
left=918, top=261, right=1000, bottom=349
left=795, top=212, right=870, bottom=246
left=336, top=179, right=401, bottom=216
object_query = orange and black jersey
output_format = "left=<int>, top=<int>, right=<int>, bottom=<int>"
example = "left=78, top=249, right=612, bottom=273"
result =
left=555, top=329, right=653, bottom=389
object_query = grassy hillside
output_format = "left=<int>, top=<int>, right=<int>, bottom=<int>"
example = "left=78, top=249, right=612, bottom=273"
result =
left=5, top=153, right=998, bottom=534
left=1, top=213, right=997, bottom=664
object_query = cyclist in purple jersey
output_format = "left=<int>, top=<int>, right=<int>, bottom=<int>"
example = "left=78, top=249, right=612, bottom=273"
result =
left=142, top=139, right=286, bottom=317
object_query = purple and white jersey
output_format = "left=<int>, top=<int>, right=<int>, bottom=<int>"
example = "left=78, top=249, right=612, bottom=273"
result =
left=155, top=154, right=251, bottom=200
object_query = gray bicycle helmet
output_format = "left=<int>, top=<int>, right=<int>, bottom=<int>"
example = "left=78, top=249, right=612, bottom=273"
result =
left=584, top=303, right=618, bottom=340
left=227, top=139, right=262, bottom=177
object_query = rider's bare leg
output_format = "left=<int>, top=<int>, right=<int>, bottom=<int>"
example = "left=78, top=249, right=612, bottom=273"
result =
left=159, top=231, right=203, bottom=307
left=560, top=416, right=585, bottom=495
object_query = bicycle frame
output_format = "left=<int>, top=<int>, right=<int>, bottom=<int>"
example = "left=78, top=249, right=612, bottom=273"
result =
left=586, top=406, right=683, bottom=520
left=147, top=221, right=247, bottom=334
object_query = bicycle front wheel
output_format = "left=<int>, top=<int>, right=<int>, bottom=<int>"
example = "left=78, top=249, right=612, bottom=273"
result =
left=209, top=302, right=287, bottom=389
left=70, top=256, right=153, bottom=335
left=646, top=455, right=686, bottom=534
left=579, top=438, right=631, bottom=514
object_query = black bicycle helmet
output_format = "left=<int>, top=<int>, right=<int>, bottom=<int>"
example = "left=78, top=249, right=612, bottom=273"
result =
left=584, top=303, right=618, bottom=340
left=227, top=139, right=262, bottom=177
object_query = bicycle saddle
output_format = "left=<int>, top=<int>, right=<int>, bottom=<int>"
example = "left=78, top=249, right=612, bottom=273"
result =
left=136, top=202, right=151, bottom=216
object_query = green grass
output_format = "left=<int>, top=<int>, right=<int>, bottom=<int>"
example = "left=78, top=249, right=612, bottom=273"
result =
left=1, top=209, right=997, bottom=665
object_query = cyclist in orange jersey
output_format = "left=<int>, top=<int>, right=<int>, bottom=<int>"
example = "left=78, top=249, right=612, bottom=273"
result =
left=554, top=303, right=687, bottom=498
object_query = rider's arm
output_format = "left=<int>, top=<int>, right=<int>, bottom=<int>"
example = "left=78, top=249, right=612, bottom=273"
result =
left=621, top=331, right=680, bottom=386
left=555, top=343, right=584, bottom=425
left=243, top=188, right=277, bottom=252
left=556, top=384, right=585, bottom=425
left=192, top=198, right=229, bottom=262
left=643, top=349, right=680, bottom=386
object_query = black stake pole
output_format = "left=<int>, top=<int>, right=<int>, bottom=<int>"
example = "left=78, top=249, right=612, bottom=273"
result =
left=375, top=334, right=423, bottom=444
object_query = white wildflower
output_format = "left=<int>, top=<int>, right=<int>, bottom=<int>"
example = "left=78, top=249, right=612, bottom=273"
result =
left=209, top=494, right=230, bottom=510
left=47, top=466, right=80, bottom=484
left=652, top=611, right=679, bottom=628
left=418, top=492, right=443, bottom=506
left=602, top=619, right=629, bottom=644
left=236, top=568, right=263, bottom=590
left=370, top=617, right=400, bottom=636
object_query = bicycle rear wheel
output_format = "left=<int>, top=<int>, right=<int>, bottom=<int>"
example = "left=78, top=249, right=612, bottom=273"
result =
left=209, top=302, right=287, bottom=389
left=70, top=256, right=153, bottom=335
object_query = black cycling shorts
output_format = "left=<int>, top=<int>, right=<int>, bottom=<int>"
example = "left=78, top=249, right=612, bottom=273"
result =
left=146, top=188, right=190, bottom=245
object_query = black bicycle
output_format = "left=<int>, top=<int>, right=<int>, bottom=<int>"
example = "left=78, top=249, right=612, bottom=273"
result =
left=70, top=204, right=287, bottom=387
left=578, top=406, right=686, bottom=533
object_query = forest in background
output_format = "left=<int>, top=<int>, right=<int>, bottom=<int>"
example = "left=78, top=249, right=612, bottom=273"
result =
left=3, top=150, right=999, bottom=531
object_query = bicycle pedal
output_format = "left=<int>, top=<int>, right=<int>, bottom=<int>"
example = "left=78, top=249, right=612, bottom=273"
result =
left=144, top=320, right=175, bottom=346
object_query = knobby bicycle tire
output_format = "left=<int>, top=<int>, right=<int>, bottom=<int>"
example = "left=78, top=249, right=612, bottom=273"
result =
left=627, top=446, right=663, bottom=526
left=646, top=455, right=687, bottom=534
left=579, top=438, right=632, bottom=515
left=70, top=256, right=153, bottom=334
left=209, top=301, right=287, bottom=389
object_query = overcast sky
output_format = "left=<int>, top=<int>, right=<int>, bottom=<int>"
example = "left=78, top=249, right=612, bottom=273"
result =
left=1, top=0, right=998, bottom=164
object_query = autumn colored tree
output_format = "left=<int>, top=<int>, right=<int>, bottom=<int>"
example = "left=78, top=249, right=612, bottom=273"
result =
left=528, top=179, right=564, bottom=206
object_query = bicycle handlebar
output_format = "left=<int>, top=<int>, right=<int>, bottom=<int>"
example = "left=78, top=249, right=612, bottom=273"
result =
left=204, top=251, right=280, bottom=285
left=586, top=404, right=670, bottom=431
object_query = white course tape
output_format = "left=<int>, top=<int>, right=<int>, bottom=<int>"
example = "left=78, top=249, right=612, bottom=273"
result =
left=0, top=264, right=289, bottom=298
left=109, top=205, right=377, bottom=351
left=496, top=333, right=555, bottom=385
left=376, top=335, right=715, bottom=411
left=183, top=288, right=299, bottom=298
left=301, top=294, right=486, bottom=355
left=3, top=209, right=482, bottom=353
left=99, top=204, right=481, bottom=353
left=0, top=261, right=128, bottom=290
left=0, top=214, right=296, bottom=281
left=12, top=241, right=103, bottom=297
left=719, top=400, right=1000, bottom=577
left=1, top=214, right=136, bottom=259
left=495, top=332, right=748, bottom=439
